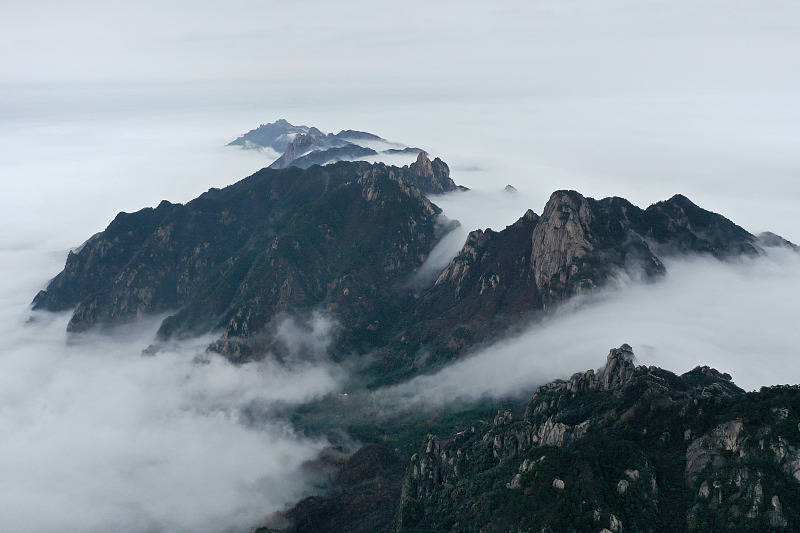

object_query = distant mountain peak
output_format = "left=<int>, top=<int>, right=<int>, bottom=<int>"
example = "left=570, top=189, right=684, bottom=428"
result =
left=229, top=119, right=433, bottom=173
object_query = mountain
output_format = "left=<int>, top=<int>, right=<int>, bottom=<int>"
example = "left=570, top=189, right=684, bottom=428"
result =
left=272, top=345, right=800, bottom=532
left=33, top=156, right=792, bottom=374
left=32, top=157, right=457, bottom=355
left=30, top=136, right=800, bottom=532
left=228, top=119, right=424, bottom=170
left=227, top=119, right=314, bottom=152
left=283, top=144, right=378, bottom=169
left=374, top=190, right=765, bottom=379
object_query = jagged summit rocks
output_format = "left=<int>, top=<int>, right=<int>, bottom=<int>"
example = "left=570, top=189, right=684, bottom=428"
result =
left=227, top=119, right=311, bottom=152
left=272, top=344, right=800, bottom=532
left=382, top=189, right=794, bottom=373
left=404, top=152, right=464, bottom=194
left=32, top=156, right=797, bottom=376
left=31, top=160, right=452, bottom=344
left=395, top=345, right=800, bottom=532
left=228, top=119, right=426, bottom=170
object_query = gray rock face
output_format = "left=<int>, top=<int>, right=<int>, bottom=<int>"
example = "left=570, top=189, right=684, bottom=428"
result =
left=231, top=120, right=452, bottom=182
left=397, top=345, right=800, bottom=533
left=686, top=419, right=745, bottom=476
left=403, top=152, right=460, bottom=195
left=32, top=161, right=450, bottom=342
left=758, top=231, right=800, bottom=251
left=685, top=400, right=800, bottom=530
left=227, top=118, right=311, bottom=151
left=269, top=132, right=326, bottom=168
left=601, top=344, right=636, bottom=390
left=387, top=188, right=777, bottom=375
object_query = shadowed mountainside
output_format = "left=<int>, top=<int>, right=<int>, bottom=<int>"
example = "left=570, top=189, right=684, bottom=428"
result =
left=30, top=145, right=800, bottom=532
left=269, top=345, right=800, bottom=533
left=32, top=156, right=456, bottom=359
left=33, top=156, right=792, bottom=376
left=228, top=119, right=427, bottom=171
left=372, top=189, right=765, bottom=380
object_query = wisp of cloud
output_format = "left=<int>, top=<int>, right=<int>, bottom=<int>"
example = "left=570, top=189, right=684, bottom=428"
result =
left=0, top=114, right=345, bottom=533
left=380, top=247, right=800, bottom=410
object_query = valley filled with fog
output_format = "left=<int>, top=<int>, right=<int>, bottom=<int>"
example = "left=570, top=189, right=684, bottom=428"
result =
left=2, top=1, right=800, bottom=531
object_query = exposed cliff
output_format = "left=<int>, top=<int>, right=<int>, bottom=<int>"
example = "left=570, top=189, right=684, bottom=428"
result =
left=230, top=119, right=437, bottom=175
left=382, top=190, right=765, bottom=374
left=34, top=157, right=793, bottom=373
left=32, top=161, right=448, bottom=353
left=396, top=345, right=800, bottom=532
left=227, top=119, right=312, bottom=152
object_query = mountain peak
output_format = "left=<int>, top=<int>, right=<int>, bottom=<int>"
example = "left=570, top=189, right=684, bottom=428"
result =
left=404, top=151, right=458, bottom=194
left=230, top=119, right=434, bottom=172
left=411, top=151, right=433, bottom=177
left=601, top=343, right=636, bottom=390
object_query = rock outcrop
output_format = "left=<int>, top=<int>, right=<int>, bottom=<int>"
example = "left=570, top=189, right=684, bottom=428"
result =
left=32, top=161, right=448, bottom=351
left=383, top=190, right=776, bottom=374
left=404, top=151, right=462, bottom=195
left=278, top=444, right=405, bottom=533
left=229, top=119, right=441, bottom=175
left=395, top=345, right=800, bottom=532
left=34, top=155, right=796, bottom=374
left=227, top=119, right=312, bottom=152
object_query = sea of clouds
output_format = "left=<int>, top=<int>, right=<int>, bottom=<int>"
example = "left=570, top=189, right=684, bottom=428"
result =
left=0, top=114, right=347, bottom=533
left=2, top=0, right=799, bottom=531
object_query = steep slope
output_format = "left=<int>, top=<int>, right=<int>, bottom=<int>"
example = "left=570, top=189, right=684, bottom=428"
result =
left=383, top=190, right=763, bottom=373
left=287, top=144, right=378, bottom=169
left=268, top=132, right=353, bottom=169
left=279, top=444, right=406, bottom=533
left=404, top=151, right=464, bottom=194
left=227, top=119, right=313, bottom=152
left=32, top=160, right=448, bottom=350
left=270, top=345, right=800, bottom=532
left=34, top=153, right=791, bottom=371
left=230, top=119, right=428, bottom=171
left=399, top=346, right=800, bottom=532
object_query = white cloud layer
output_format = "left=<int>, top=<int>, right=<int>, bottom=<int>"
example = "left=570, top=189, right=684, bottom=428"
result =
left=381, top=247, right=800, bottom=410
left=0, top=312, right=338, bottom=533
left=1, top=1, right=799, bottom=530
left=0, top=117, right=343, bottom=533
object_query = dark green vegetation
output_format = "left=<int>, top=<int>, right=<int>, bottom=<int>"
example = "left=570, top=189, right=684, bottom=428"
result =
left=286, top=346, right=800, bottom=532
left=35, top=155, right=788, bottom=380
left=33, top=156, right=455, bottom=358
left=374, top=190, right=764, bottom=382
left=31, top=150, right=800, bottom=532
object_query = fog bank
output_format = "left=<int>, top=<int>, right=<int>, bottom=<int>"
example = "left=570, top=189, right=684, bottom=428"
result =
left=381, top=247, right=800, bottom=409
left=0, top=117, right=343, bottom=533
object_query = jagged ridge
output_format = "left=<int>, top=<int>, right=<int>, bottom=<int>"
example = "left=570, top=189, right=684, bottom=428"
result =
left=380, top=190, right=771, bottom=376
left=33, top=157, right=795, bottom=374
left=32, top=158, right=454, bottom=351
left=279, top=345, right=800, bottom=532
left=397, top=345, right=800, bottom=532
left=229, top=119, right=434, bottom=173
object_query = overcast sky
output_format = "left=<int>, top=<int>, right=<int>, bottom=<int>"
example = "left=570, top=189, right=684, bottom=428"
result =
left=3, top=0, right=799, bottom=90
left=2, top=2, right=800, bottom=531
left=3, top=0, right=800, bottom=240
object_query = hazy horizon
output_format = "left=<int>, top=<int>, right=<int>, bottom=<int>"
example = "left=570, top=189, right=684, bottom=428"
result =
left=2, top=1, right=800, bottom=531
